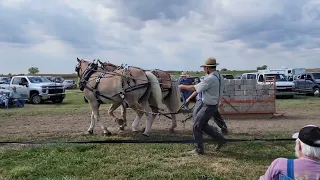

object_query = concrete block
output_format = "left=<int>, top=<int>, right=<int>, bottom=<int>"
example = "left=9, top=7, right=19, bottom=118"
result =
left=247, top=95, right=255, bottom=100
left=269, top=90, right=275, bottom=95
left=235, top=90, right=243, bottom=96
left=225, top=85, right=234, bottom=91
left=234, top=79, right=242, bottom=85
left=223, top=80, right=229, bottom=85
left=246, top=85, right=254, bottom=90
left=241, top=85, right=247, bottom=90
left=256, top=84, right=263, bottom=90
left=234, top=85, right=241, bottom=90
left=262, top=84, right=269, bottom=89
left=251, top=80, right=258, bottom=86
left=269, top=84, right=275, bottom=90
left=262, top=89, right=269, bottom=95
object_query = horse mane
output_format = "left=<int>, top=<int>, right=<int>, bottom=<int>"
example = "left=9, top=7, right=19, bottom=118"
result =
left=104, top=62, right=118, bottom=68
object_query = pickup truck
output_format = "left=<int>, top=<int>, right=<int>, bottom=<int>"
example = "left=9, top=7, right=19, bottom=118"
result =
left=0, top=76, right=66, bottom=104
left=241, top=72, right=296, bottom=98
left=293, top=72, right=320, bottom=96
left=257, top=73, right=296, bottom=98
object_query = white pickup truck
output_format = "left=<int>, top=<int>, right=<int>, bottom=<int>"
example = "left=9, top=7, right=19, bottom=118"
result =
left=241, top=72, right=296, bottom=98
left=0, top=76, right=66, bottom=104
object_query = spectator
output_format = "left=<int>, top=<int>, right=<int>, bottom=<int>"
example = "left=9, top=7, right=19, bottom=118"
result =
left=178, top=72, right=193, bottom=108
left=0, top=91, right=9, bottom=109
left=193, top=77, right=200, bottom=85
left=10, top=86, right=25, bottom=107
left=259, top=125, right=320, bottom=180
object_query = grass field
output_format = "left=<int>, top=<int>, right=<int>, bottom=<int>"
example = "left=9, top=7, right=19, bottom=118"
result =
left=0, top=90, right=319, bottom=180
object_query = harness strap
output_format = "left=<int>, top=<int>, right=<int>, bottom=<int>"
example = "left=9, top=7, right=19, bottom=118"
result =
left=124, top=83, right=150, bottom=93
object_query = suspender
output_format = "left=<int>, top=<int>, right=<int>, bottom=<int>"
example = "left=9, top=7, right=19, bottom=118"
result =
left=213, top=73, right=222, bottom=104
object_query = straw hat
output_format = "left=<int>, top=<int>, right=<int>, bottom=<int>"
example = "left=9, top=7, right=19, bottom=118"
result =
left=200, top=57, right=219, bottom=67
left=180, top=71, right=188, bottom=77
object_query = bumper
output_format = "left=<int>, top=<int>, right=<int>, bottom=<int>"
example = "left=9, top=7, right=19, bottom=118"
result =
left=39, top=93, right=66, bottom=99
left=276, top=91, right=296, bottom=96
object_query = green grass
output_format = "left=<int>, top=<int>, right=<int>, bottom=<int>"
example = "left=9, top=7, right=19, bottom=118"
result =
left=0, top=91, right=319, bottom=179
left=0, top=134, right=295, bottom=180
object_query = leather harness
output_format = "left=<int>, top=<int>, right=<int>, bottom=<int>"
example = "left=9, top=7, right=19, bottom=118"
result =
left=75, top=62, right=150, bottom=105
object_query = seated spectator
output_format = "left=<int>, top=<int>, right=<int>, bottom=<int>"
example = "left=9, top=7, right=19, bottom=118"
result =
left=178, top=72, right=193, bottom=108
left=259, top=125, right=320, bottom=180
left=0, top=91, right=9, bottom=109
left=10, top=86, right=25, bottom=107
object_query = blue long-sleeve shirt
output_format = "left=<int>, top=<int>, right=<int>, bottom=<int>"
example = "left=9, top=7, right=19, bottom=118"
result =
left=178, top=77, right=194, bottom=100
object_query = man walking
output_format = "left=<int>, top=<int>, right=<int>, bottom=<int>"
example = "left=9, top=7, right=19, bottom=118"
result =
left=178, top=57, right=226, bottom=155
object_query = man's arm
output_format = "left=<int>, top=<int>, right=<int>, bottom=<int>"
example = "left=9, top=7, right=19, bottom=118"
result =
left=186, top=91, right=198, bottom=102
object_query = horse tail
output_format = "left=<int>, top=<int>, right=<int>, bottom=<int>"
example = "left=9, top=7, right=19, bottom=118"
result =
left=145, top=71, right=164, bottom=109
left=167, top=75, right=183, bottom=112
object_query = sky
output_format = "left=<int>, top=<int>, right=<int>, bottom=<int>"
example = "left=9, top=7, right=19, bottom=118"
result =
left=0, top=0, right=320, bottom=74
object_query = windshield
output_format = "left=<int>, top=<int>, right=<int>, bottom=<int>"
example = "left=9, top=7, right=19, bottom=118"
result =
left=312, top=73, right=320, bottom=79
left=65, top=80, right=73, bottom=83
left=265, top=74, right=288, bottom=82
left=223, top=75, right=234, bottom=79
left=247, top=74, right=257, bottom=79
left=28, top=77, right=52, bottom=83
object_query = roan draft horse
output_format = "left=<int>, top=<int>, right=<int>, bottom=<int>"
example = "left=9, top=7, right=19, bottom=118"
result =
left=98, top=60, right=182, bottom=133
left=75, top=58, right=164, bottom=136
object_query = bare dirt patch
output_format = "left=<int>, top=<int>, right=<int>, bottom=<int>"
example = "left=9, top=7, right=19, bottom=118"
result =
left=1, top=104, right=319, bottom=141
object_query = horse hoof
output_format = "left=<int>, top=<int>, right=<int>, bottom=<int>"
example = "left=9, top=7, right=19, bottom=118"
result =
left=87, top=130, right=93, bottom=135
left=119, top=126, right=125, bottom=131
left=116, top=118, right=124, bottom=125
left=169, top=129, right=175, bottom=133
left=103, top=132, right=112, bottom=136
left=142, top=133, right=149, bottom=137
left=142, top=127, right=145, bottom=132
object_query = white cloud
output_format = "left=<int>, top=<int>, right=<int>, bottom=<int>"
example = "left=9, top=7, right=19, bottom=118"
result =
left=0, top=0, right=319, bottom=74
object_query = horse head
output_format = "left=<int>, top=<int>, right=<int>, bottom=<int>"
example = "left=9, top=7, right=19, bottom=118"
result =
left=75, top=57, right=98, bottom=78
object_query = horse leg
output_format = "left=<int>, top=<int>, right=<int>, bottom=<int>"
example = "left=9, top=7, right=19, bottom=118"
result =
left=163, top=98, right=177, bottom=133
left=87, top=111, right=95, bottom=134
left=91, top=102, right=111, bottom=136
left=108, top=102, right=125, bottom=131
left=131, top=103, right=145, bottom=132
left=141, top=101, right=156, bottom=137
left=120, top=104, right=127, bottom=130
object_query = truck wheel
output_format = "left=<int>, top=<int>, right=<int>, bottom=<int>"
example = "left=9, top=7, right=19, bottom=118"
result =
left=31, top=94, right=42, bottom=104
left=314, top=87, right=320, bottom=97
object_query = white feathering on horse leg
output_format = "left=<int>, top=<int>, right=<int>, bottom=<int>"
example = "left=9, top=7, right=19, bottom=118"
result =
left=132, top=116, right=142, bottom=132
left=87, top=111, right=95, bottom=134
left=142, top=102, right=155, bottom=137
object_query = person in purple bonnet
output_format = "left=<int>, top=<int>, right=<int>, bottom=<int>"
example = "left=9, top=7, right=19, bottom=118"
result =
left=259, top=125, right=320, bottom=180
left=178, top=71, right=193, bottom=108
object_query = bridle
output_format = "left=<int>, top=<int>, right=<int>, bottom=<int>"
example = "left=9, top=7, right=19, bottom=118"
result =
left=75, top=59, right=99, bottom=91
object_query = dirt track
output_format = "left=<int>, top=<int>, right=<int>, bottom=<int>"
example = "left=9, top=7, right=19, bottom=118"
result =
left=1, top=104, right=320, bottom=141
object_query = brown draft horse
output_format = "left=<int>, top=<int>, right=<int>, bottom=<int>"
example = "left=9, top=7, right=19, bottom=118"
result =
left=75, top=58, right=164, bottom=136
left=98, top=60, right=182, bottom=133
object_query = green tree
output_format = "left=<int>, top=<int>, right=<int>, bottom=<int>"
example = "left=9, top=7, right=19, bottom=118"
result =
left=28, top=67, right=39, bottom=74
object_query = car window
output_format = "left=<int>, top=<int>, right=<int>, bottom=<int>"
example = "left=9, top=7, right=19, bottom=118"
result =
left=12, top=77, right=22, bottom=85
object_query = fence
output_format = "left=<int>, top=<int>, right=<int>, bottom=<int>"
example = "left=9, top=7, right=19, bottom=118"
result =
left=219, top=77, right=276, bottom=117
